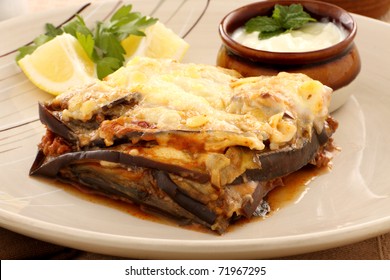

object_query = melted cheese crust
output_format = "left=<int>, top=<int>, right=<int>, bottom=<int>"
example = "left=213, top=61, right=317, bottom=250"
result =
left=55, top=57, right=332, bottom=151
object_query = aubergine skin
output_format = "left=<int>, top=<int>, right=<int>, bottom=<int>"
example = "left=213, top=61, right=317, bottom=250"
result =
left=38, top=92, right=142, bottom=146
left=39, top=101, right=265, bottom=153
left=30, top=128, right=330, bottom=183
left=30, top=98, right=336, bottom=233
left=29, top=127, right=331, bottom=232
left=35, top=96, right=332, bottom=182
left=39, top=103, right=77, bottom=143
left=27, top=61, right=340, bottom=234
left=154, top=170, right=217, bottom=225
left=58, top=162, right=216, bottom=230
left=245, top=129, right=329, bottom=181
left=30, top=148, right=210, bottom=183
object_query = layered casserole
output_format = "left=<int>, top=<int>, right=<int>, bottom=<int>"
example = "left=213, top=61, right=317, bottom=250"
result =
left=30, top=57, right=337, bottom=233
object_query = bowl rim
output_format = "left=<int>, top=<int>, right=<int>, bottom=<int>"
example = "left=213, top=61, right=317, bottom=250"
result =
left=219, top=0, right=357, bottom=64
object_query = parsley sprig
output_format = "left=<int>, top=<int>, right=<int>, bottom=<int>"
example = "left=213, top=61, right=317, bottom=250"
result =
left=245, top=4, right=316, bottom=40
left=16, top=5, right=157, bottom=79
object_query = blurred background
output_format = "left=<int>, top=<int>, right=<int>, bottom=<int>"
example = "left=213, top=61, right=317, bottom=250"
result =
left=319, top=0, right=390, bottom=20
left=2, top=0, right=389, bottom=22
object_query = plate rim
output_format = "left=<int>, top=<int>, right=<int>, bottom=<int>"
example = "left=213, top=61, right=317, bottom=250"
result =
left=1, top=1, right=390, bottom=259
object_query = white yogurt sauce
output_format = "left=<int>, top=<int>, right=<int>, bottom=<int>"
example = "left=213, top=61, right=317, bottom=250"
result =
left=231, top=22, right=347, bottom=52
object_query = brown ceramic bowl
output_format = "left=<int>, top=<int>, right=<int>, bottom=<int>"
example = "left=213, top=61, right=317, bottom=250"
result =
left=217, top=0, right=361, bottom=112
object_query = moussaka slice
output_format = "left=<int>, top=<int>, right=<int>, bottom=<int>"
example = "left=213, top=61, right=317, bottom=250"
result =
left=30, top=57, right=337, bottom=233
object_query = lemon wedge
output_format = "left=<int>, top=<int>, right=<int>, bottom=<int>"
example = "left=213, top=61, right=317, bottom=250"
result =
left=18, top=22, right=188, bottom=96
left=18, top=33, right=97, bottom=95
left=121, top=34, right=144, bottom=58
left=121, top=21, right=190, bottom=62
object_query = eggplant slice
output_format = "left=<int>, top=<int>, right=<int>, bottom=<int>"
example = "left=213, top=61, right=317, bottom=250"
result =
left=29, top=58, right=338, bottom=234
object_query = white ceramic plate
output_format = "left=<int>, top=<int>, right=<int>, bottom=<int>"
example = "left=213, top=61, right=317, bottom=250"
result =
left=0, top=0, right=389, bottom=259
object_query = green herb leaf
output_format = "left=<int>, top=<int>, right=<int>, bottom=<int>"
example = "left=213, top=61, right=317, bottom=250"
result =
left=244, top=4, right=316, bottom=40
left=110, top=4, right=134, bottom=22
left=90, top=4, right=157, bottom=77
left=16, top=24, right=60, bottom=61
left=245, top=16, right=281, bottom=33
left=279, top=4, right=316, bottom=30
left=63, top=15, right=92, bottom=37
left=117, top=16, right=157, bottom=40
left=272, top=4, right=288, bottom=26
left=16, top=45, right=37, bottom=61
left=107, top=4, right=157, bottom=41
left=96, top=57, right=122, bottom=80
left=45, top=23, right=63, bottom=37
left=33, top=34, right=53, bottom=46
left=16, top=4, right=158, bottom=78
left=76, top=32, right=94, bottom=58
left=95, top=30, right=126, bottom=63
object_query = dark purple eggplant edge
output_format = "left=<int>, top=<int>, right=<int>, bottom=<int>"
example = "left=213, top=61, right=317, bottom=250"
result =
left=29, top=148, right=211, bottom=183
left=245, top=128, right=330, bottom=181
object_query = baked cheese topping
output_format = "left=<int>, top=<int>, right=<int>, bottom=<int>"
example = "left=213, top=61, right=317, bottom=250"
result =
left=54, top=57, right=332, bottom=151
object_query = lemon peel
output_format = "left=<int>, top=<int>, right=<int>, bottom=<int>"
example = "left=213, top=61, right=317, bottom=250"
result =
left=18, top=33, right=97, bottom=95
